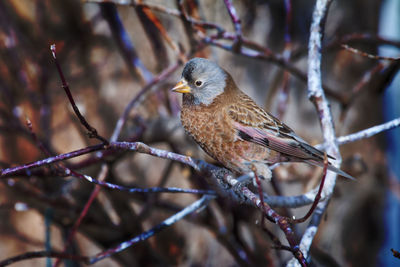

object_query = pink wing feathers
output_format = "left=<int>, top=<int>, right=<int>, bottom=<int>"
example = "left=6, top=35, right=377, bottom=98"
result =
left=233, top=122, right=355, bottom=180
left=226, top=93, right=355, bottom=180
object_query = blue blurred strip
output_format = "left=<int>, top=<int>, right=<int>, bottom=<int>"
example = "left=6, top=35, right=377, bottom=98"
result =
left=45, top=208, right=53, bottom=267
left=378, top=0, right=400, bottom=266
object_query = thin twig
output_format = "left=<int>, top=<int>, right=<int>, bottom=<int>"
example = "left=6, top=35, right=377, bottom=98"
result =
left=337, top=117, right=400, bottom=145
left=342, top=44, right=400, bottom=61
left=314, top=116, right=400, bottom=150
left=0, top=144, right=104, bottom=177
left=68, top=167, right=217, bottom=195
left=291, top=155, right=328, bottom=223
left=89, top=195, right=214, bottom=264
left=202, top=37, right=345, bottom=103
left=223, top=0, right=242, bottom=52
left=50, top=44, right=109, bottom=144
left=0, top=251, right=89, bottom=267
left=110, top=61, right=181, bottom=142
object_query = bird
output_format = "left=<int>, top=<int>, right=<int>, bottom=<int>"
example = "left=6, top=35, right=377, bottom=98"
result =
left=172, top=57, right=355, bottom=180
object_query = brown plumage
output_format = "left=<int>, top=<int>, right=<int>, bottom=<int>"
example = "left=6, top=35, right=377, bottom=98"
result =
left=172, top=58, right=355, bottom=180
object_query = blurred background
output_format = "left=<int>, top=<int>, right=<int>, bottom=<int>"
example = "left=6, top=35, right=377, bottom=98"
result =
left=0, top=0, right=399, bottom=266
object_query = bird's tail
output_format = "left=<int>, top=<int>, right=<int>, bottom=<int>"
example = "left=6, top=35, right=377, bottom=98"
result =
left=307, top=160, right=356, bottom=180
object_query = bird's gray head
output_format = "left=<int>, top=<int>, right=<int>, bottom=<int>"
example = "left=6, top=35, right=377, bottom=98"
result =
left=172, top=58, right=226, bottom=105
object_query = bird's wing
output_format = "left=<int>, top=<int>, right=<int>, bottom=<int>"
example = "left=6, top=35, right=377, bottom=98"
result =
left=227, top=91, right=332, bottom=161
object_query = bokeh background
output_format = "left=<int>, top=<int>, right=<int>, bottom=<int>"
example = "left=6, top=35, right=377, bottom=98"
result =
left=0, top=0, right=399, bottom=266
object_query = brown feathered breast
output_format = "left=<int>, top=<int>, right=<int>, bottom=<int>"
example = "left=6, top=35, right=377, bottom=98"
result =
left=180, top=74, right=282, bottom=175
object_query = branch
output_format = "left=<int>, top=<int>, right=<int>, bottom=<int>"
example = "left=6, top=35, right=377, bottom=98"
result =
left=288, top=0, right=334, bottom=265
left=89, top=195, right=214, bottom=264
left=223, top=0, right=242, bottom=51
left=312, top=116, right=400, bottom=151
left=0, top=196, right=214, bottom=266
left=336, top=117, right=400, bottom=145
left=50, top=44, right=109, bottom=144
left=0, top=137, right=309, bottom=264
left=341, top=44, right=400, bottom=61
left=110, top=61, right=181, bottom=142
left=0, top=251, right=89, bottom=267
left=222, top=174, right=307, bottom=266
left=202, top=36, right=346, bottom=103
left=291, top=156, right=328, bottom=223
left=0, top=144, right=104, bottom=177
left=89, top=0, right=346, bottom=103
left=68, top=167, right=216, bottom=195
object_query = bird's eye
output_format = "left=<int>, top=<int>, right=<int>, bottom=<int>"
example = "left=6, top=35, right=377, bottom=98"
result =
left=195, top=80, right=202, bottom=87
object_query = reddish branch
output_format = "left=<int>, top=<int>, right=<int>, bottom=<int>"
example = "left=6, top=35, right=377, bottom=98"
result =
left=51, top=44, right=182, bottom=267
left=291, top=155, right=328, bottom=224
left=50, top=45, right=109, bottom=144
left=342, top=44, right=400, bottom=61
left=222, top=174, right=307, bottom=266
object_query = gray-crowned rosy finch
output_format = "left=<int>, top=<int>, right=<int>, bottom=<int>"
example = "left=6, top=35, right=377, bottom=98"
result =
left=172, top=57, right=354, bottom=180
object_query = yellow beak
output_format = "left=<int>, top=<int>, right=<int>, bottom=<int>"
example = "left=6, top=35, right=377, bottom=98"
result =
left=172, top=79, right=191, bottom=94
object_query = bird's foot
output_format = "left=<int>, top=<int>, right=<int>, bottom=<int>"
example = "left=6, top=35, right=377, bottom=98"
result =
left=236, top=172, right=254, bottom=185
left=231, top=172, right=254, bottom=196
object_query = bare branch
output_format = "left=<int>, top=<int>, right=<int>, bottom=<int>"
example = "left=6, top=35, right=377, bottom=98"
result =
left=223, top=0, right=242, bottom=51
left=50, top=44, right=109, bottom=144
left=341, top=44, right=400, bottom=61
left=0, top=144, right=104, bottom=177
left=291, top=155, right=328, bottom=223
left=337, top=117, right=400, bottom=145
left=110, top=61, right=181, bottom=142
left=89, top=195, right=215, bottom=264
left=288, top=0, right=334, bottom=265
